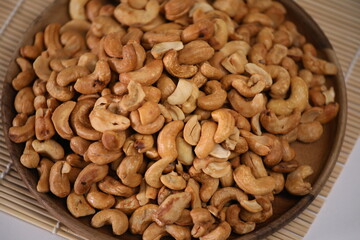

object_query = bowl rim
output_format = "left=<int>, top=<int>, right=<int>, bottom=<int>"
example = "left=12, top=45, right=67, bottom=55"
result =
left=1, top=0, right=347, bottom=239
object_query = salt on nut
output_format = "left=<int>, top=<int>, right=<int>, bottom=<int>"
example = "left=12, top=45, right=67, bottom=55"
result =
left=91, top=209, right=129, bottom=235
left=74, top=163, right=109, bottom=194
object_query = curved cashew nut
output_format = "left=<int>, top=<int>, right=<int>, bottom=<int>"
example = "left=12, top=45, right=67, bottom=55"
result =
left=70, top=99, right=102, bottom=140
left=240, top=195, right=273, bottom=223
left=265, top=65, right=291, bottom=99
left=200, top=221, right=231, bottom=240
left=14, top=87, right=35, bottom=114
left=35, top=108, right=55, bottom=141
left=233, top=165, right=275, bottom=195
left=190, top=208, right=215, bottom=238
left=114, top=0, right=160, bottom=27
left=9, top=115, right=35, bottom=143
left=152, top=192, right=192, bottom=226
left=74, top=163, right=109, bottom=194
left=120, top=59, right=163, bottom=85
left=211, top=108, right=235, bottom=143
left=36, top=158, right=53, bottom=192
left=245, top=63, right=272, bottom=88
left=89, top=106, right=130, bottom=133
left=86, top=141, right=122, bottom=165
left=129, top=204, right=159, bottom=235
left=181, top=19, right=214, bottom=43
left=240, top=130, right=273, bottom=156
left=137, top=101, right=161, bottom=126
left=269, top=171, right=285, bottom=194
left=267, top=76, right=309, bottom=115
left=20, top=31, right=44, bottom=60
left=163, top=50, right=198, bottom=78
left=46, top=71, right=75, bottom=102
left=56, top=66, right=90, bottom=87
left=67, top=191, right=95, bottom=218
left=202, top=160, right=231, bottom=178
left=209, top=18, right=228, bottom=50
left=32, top=139, right=64, bottom=160
left=86, top=184, right=115, bottom=209
left=209, top=187, right=248, bottom=215
left=231, top=74, right=266, bottom=98
left=260, top=108, right=301, bottom=134
left=160, top=171, right=187, bottom=190
left=20, top=139, right=40, bottom=168
left=197, top=80, right=227, bottom=111
left=157, top=120, right=184, bottom=160
left=151, top=41, right=184, bottom=59
left=143, top=222, right=167, bottom=240
left=117, top=154, right=143, bottom=187
left=194, top=121, right=217, bottom=159
left=108, top=43, right=137, bottom=73
left=130, top=110, right=165, bottom=134
left=285, top=165, right=313, bottom=195
left=303, top=53, right=337, bottom=75
left=145, top=157, right=173, bottom=188
left=167, top=79, right=193, bottom=105
left=49, top=161, right=71, bottom=198
left=183, top=115, right=201, bottom=146
left=263, top=133, right=283, bottom=167
left=120, top=80, right=146, bottom=112
left=189, top=167, right=219, bottom=202
left=228, top=90, right=265, bottom=118
left=297, top=121, right=323, bottom=143
left=185, top=178, right=202, bottom=209
left=69, top=0, right=89, bottom=20
left=33, top=52, right=52, bottom=81
left=52, top=101, right=76, bottom=140
left=164, top=0, right=194, bottom=20
left=178, top=40, right=214, bottom=65
left=241, top=151, right=268, bottom=178
left=98, top=176, right=135, bottom=197
left=176, top=134, right=195, bottom=166
left=12, top=57, right=36, bottom=91
left=91, top=209, right=129, bottom=235
left=226, top=204, right=256, bottom=234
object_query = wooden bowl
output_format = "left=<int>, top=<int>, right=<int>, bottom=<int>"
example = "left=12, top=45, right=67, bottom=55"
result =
left=1, top=0, right=347, bottom=239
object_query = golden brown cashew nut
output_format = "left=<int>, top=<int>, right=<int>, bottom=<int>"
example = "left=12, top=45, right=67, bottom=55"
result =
left=160, top=171, right=187, bottom=190
left=145, top=157, right=173, bottom=188
left=164, top=224, right=191, bottom=240
left=228, top=90, right=265, bottom=118
left=153, top=192, right=192, bottom=226
left=240, top=195, right=273, bottom=223
left=267, top=76, right=309, bottom=115
left=194, top=121, right=217, bottom=159
left=91, top=209, right=129, bottom=235
left=56, top=66, right=90, bottom=87
left=190, top=208, right=215, bottom=238
left=200, top=221, right=231, bottom=240
left=90, top=16, right=125, bottom=38
left=32, top=139, right=65, bottom=160
left=303, top=53, right=337, bottom=75
left=226, top=204, right=256, bottom=234
left=49, top=161, right=71, bottom=198
left=176, top=134, right=195, bottom=166
left=20, top=31, right=44, bottom=60
left=35, top=108, right=55, bottom=141
left=156, top=74, right=176, bottom=101
left=143, top=222, right=167, bottom=240
left=74, top=60, right=111, bottom=94
left=129, top=204, right=159, bottom=235
left=184, top=178, right=201, bottom=209
left=33, top=52, right=52, bottom=81
left=120, top=80, right=146, bottom=112
left=36, top=158, right=53, bottom=192
left=114, top=0, right=160, bottom=27
left=69, top=0, right=89, bottom=20
left=14, top=87, right=35, bottom=114
left=183, top=115, right=201, bottom=146
left=209, top=18, right=228, bottom=50
left=137, top=101, right=161, bottom=126
left=285, top=165, right=313, bottom=195
left=163, top=50, right=198, bottom=78
left=157, top=120, right=184, bottom=160
left=178, top=40, right=215, bottom=65
left=67, top=191, right=95, bottom=218
left=263, top=133, right=283, bottom=167
left=164, top=0, right=194, bottom=20
left=167, top=79, right=193, bottom=105
left=234, top=165, right=275, bottom=195
left=241, top=151, right=268, bottom=178
left=52, top=101, right=76, bottom=140
left=101, top=130, right=126, bottom=151
left=181, top=19, right=214, bottom=43
left=117, top=154, right=143, bottom=187
left=269, top=171, right=285, bottom=194
left=209, top=187, right=248, bottom=215
left=98, top=176, right=134, bottom=197
left=211, top=108, right=235, bottom=143
left=108, top=43, right=138, bottom=73
left=297, top=121, right=323, bottom=143
left=19, top=139, right=39, bottom=167
left=89, top=106, right=130, bottom=133
left=189, top=167, right=219, bottom=203
left=74, top=163, right=108, bottom=194
left=200, top=61, right=225, bottom=80
left=240, top=130, right=273, bottom=156
left=46, top=71, right=75, bottom=102
left=70, top=136, right=91, bottom=156
left=86, top=141, right=122, bottom=165
left=120, top=59, right=163, bottom=85
left=12, top=57, right=36, bottom=91
left=130, top=110, right=165, bottom=134
left=260, top=108, right=301, bottom=135
left=9, top=115, right=35, bottom=143
left=86, top=184, right=115, bottom=209
left=197, top=80, right=227, bottom=111
left=265, top=65, right=291, bottom=99
left=151, top=41, right=184, bottom=59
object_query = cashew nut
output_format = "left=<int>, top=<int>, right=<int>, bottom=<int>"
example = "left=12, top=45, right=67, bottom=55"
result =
left=91, top=209, right=129, bottom=235
left=285, top=165, right=313, bottom=195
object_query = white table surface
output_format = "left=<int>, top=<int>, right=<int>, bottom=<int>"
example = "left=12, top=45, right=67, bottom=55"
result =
left=1, top=139, right=360, bottom=240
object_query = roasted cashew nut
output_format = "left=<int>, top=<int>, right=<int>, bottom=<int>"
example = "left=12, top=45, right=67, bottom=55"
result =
left=285, top=165, right=313, bottom=195
left=49, top=161, right=71, bottom=198
left=74, top=163, right=109, bottom=194
left=91, top=209, right=129, bottom=235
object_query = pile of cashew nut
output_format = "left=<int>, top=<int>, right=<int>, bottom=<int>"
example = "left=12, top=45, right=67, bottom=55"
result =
left=9, top=0, right=340, bottom=239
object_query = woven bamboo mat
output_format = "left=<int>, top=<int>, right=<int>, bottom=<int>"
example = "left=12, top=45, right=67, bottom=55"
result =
left=0, top=0, right=359, bottom=239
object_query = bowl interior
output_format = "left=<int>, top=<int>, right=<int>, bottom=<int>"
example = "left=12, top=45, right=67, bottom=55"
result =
left=1, top=0, right=347, bottom=239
